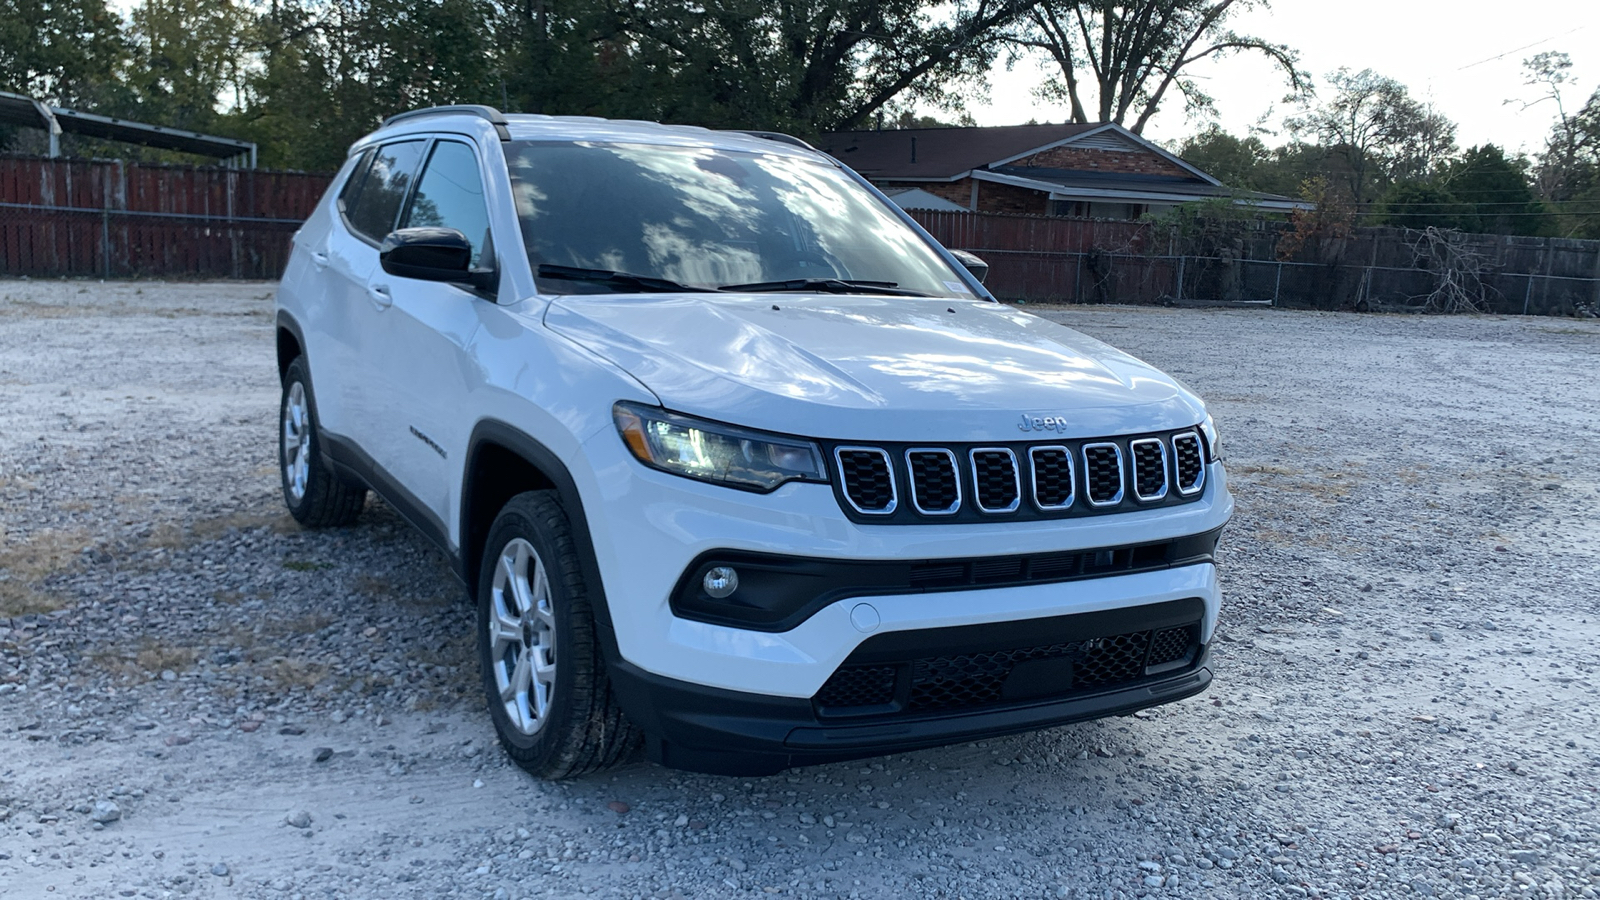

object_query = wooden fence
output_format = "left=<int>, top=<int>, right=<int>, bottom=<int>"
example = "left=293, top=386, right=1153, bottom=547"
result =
left=0, top=156, right=332, bottom=279
left=3, top=156, right=1596, bottom=314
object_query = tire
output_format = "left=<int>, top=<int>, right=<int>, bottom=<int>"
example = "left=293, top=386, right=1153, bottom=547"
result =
left=476, top=491, right=641, bottom=779
left=279, top=357, right=367, bottom=528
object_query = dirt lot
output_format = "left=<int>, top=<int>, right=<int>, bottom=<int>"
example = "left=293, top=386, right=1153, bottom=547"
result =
left=1, top=281, right=1597, bottom=900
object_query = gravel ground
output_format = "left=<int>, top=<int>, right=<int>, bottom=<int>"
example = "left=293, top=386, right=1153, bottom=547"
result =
left=1, top=280, right=1597, bottom=900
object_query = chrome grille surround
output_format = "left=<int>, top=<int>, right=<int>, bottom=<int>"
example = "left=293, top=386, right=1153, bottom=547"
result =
left=1129, top=437, right=1170, bottom=502
left=1171, top=431, right=1205, bottom=496
left=968, top=448, right=1021, bottom=513
left=1081, top=442, right=1125, bottom=507
left=905, top=448, right=961, bottom=515
left=834, top=446, right=897, bottom=515
left=1028, top=445, right=1075, bottom=510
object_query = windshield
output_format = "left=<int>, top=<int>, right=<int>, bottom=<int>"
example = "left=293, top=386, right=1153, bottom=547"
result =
left=505, top=141, right=973, bottom=298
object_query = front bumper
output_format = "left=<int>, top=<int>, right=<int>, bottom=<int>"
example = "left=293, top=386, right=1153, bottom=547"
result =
left=609, top=646, right=1212, bottom=775
left=578, top=427, right=1233, bottom=698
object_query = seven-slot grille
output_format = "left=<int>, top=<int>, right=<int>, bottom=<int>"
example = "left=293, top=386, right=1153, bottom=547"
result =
left=906, top=449, right=960, bottom=514
left=969, top=449, right=1021, bottom=513
left=833, top=430, right=1204, bottom=521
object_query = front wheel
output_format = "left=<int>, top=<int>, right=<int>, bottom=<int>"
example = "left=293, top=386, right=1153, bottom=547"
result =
left=279, top=357, right=366, bottom=527
left=477, top=492, right=640, bottom=779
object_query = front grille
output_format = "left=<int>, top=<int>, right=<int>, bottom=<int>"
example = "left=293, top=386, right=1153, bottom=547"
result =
left=1029, top=446, right=1074, bottom=509
left=969, top=449, right=1020, bottom=512
left=906, top=449, right=960, bottom=514
left=1172, top=432, right=1204, bottom=495
left=836, top=447, right=895, bottom=513
left=813, top=617, right=1202, bottom=717
left=823, top=428, right=1205, bottom=523
left=1082, top=443, right=1124, bottom=506
left=1130, top=438, right=1169, bottom=501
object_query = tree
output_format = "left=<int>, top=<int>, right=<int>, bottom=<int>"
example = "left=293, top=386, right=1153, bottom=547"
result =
left=1286, top=68, right=1456, bottom=207
left=1375, top=181, right=1468, bottom=231
left=602, top=0, right=1035, bottom=133
left=1441, top=145, right=1543, bottom=236
left=1009, top=0, right=1306, bottom=134
left=1176, top=125, right=1271, bottom=189
left=0, top=0, right=129, bottom=105
left=125, top=0, right=253, bottom=131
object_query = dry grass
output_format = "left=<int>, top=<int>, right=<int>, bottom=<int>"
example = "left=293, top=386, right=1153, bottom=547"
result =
left=92, top=639, right=199, bottom=679
left=0, top=527, right=92, bottom=617
left=1230, top=462, right=1357, bottom=500
left=259, top=656, right=333, bottom=692
left=146, top=510, right=298, bottom=552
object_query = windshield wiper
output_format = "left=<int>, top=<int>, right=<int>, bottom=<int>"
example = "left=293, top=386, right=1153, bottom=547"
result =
left=537, top=264, right=714, bottom=293
left=717, top=278, right=932, bottom=297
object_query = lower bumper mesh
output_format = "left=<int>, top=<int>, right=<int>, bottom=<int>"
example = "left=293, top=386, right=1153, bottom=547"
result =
left=814, top=622, right=1201, bottom=717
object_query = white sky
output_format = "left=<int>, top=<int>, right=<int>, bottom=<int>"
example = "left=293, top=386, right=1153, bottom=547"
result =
left=966, top=0, right=1600, bottom=157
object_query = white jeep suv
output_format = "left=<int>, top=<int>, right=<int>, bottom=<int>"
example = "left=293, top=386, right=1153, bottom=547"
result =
left=274, top=105, right=1232, bottom=778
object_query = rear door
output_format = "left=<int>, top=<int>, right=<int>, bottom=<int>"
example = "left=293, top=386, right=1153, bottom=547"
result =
left=361, top=137, right=496, bottom=535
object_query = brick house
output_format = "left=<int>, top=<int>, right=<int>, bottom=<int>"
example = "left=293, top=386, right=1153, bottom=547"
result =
left=818, top=122, right=1306, bottom=219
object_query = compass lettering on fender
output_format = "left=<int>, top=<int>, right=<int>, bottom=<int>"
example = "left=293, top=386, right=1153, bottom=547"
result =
left=1018, top=414, right=1070, bottom=433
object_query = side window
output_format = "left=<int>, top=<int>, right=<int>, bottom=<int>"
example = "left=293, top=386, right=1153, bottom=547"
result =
left=346, top=139, right=427, bottom=241
left=402, top=140, right=492, bottom=268
left=337, top=148, right=374, bottom=216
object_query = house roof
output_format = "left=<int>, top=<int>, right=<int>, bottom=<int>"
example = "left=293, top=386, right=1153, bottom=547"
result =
left=818, top=123, right=1101, bottom=181
left=820, top=121, right=1309, bottom=210
left=881, top=187, right=970, bottom=212
left=0, top=90, right=256, bottom=162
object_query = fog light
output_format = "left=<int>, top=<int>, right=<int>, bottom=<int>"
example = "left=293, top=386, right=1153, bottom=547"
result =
left=702, top=566, right=739, bottom=599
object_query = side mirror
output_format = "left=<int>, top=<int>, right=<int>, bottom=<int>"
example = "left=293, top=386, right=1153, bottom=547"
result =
left=948, top=249, right=989, bottom=285
left=380, top=227, right=496, bottom=291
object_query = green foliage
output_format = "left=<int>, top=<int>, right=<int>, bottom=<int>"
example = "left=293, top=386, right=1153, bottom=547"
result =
left=1375, top=181, right=1468, bottom=231
left=1441, top=145, right=1544, bottom=236
left=0, top=0, right=129, bottom=105
left=1286, top=68, right=1456, bottom=207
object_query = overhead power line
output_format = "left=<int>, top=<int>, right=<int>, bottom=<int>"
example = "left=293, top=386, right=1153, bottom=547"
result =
left=1456, top=26, right=1588, bottom=71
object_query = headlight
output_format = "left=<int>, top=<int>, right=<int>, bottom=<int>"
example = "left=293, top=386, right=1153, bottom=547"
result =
left=1199, top=414, right=1220, bottom=462
left=613, top=402, right=829, bottom=492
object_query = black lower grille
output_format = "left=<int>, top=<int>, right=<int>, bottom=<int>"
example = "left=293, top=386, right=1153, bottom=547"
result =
left=814, top=614, right=1202, bottom=717
left=1147, top=625, right=1196, bottom=667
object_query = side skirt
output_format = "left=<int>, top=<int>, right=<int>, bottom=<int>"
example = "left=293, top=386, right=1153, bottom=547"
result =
left=319, top=429, right=465, bottom=583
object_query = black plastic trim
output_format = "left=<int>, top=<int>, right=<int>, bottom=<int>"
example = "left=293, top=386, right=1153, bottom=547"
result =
left=669, top=527, right=1223, bottom=631
left=608, top=647, right=1211, bottom=776
left=319, top=430, right=459, bottom=572
left=461, top=421, right=621, bottom=654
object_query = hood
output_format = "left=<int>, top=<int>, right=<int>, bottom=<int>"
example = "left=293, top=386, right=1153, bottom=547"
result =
left=544, top=293, right=1205, bottom=442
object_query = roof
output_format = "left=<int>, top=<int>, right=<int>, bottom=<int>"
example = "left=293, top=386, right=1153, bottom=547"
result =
left=358, top=110, right=822, bottom=162
left=882, top=187, right=969, bottom=212
left=974, top=168, right=1309, bottom=211
left=0, top=90, right=255, bottom=162
left=818, top=123, right=1101, bottom=180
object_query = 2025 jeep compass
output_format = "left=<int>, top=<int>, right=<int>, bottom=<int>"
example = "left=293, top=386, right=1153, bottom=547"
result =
left=273, top=105, right=1232, bottom=778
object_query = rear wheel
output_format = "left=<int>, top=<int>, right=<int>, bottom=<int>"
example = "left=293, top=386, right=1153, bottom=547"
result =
left=279, top=357, right=366, bottom=527
left=477, top=491, right=640, bottom=778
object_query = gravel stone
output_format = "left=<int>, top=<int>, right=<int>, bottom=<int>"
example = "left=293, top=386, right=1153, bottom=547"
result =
left=1, top=285, right=1597, bottom=899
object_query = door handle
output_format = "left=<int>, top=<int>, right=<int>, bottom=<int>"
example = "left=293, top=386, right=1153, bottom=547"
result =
left=310, top=251, right=329, bottom=269
left=366, top=284, right=393, bottom=309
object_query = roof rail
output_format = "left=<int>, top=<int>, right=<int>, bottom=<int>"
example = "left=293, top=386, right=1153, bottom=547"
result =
left=382, top=105, right=511, bottom=141
left=737, top=130, right=817, bottom=151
